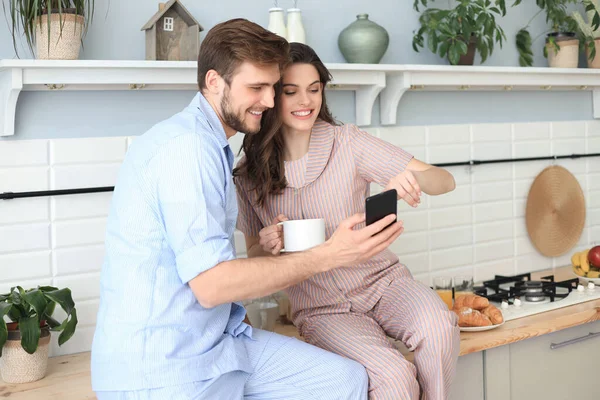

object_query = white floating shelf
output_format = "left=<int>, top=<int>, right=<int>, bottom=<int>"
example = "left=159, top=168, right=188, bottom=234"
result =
left=3, top=60, right=600, bottom=136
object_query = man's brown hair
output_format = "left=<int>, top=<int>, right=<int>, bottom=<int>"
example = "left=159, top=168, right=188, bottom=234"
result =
left=197, top=18, right=290, bottom=90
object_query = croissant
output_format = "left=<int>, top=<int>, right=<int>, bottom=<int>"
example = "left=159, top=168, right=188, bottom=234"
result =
left=455, top=307, right=492, bottom=327
left=481, top=305, right=504, bottom=325
left=453, top=294, right=489, bottom=310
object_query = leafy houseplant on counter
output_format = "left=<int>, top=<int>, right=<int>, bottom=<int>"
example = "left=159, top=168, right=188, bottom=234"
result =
left=412, top=0, right=509, bottom=65
left=515, top=0, right=600, bottom=67
left=0, top=286, right=78, bottom=384
left=3, top=0, right=96, bottom=59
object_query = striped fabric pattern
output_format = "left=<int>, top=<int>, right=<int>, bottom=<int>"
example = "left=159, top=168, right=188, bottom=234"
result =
left=236, top=120, right=414, bottom=326
left=97, top=329, right=369, bottom=400
left=235, top=119, right=460, bottom=399
left=92, top=93, right=254, bottom=392
left=302, top=269, right=460, bottom=400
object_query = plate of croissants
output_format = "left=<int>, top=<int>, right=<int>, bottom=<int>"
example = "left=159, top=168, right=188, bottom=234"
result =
left=452, top=294, right=505, bottom=332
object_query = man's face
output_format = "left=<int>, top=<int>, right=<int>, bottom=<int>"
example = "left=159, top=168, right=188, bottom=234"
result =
left=219, top=62, right=280, bottom=135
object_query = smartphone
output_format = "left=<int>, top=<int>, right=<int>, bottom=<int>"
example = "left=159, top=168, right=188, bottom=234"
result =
left=365, top=189, right=397, bottom=227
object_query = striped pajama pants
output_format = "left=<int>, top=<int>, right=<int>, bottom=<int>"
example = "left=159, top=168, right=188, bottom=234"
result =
left=302, top=274, right=460, bottom=400
left=95, top=328, right=368, bottom=400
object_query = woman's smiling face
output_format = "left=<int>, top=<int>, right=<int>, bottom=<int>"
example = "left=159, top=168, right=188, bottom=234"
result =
left=279, top=63, right=323, bottom=133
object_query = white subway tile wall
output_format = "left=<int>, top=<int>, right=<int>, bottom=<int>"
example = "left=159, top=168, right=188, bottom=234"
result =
left=0, top=122, right=598, bottom=356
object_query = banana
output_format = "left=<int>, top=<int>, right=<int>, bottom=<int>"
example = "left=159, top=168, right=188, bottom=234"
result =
left=574, top=266, right=585, bottom=277
left=588, top=270, right=600, bottom=278
left=572, top=251, right=582, bottom=267
left=581, top=249, right=591, bottom=273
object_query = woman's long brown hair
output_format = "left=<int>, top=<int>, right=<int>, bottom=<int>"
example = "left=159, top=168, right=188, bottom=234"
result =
left=233, top=42, right=338, bottom=206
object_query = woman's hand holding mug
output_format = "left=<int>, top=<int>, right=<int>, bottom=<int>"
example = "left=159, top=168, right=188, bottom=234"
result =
left=259, top=214, right=288, bottom=255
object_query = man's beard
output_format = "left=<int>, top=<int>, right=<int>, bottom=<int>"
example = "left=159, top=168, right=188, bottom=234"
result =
left=220, top=87, right=261, bottom=135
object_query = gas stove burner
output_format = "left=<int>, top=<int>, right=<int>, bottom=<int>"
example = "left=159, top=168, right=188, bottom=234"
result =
left=477, top=273, right=579, bottom=304
left=514, top=281, right=547, bottom=302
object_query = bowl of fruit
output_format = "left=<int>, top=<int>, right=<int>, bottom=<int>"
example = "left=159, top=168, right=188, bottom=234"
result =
left=572, top=245, right=600, bottom=284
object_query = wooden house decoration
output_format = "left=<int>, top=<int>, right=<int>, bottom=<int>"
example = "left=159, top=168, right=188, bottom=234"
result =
left=141, top=0, right=204, bottom=61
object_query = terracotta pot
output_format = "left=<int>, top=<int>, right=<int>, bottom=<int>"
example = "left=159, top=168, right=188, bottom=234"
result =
left=6, top=320, right=48, bottom=331
left=545, top=32, right=579, bottom=68
left=457, top=35, right=477, bottom=66
left=0, top=326, right=51, bottom=384
left=35, top=8, right=84, bottom=60
left=586, top=38, right=600, bottom=68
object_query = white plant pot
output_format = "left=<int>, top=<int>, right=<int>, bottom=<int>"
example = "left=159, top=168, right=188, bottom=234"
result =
left=35, top=12, right=84, bottom=60
left=0, top=329, right=51, bottom=384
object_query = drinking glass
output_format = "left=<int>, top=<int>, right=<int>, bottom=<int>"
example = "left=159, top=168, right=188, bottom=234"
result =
left=434, top=276, right=453, bottom=309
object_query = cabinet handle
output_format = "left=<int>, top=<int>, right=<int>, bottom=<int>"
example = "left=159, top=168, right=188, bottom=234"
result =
left=550, top=332, right=600, bottom=350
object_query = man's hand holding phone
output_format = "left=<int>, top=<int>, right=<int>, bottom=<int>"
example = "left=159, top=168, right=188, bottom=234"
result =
left=321, top=213, right=403, bottom=268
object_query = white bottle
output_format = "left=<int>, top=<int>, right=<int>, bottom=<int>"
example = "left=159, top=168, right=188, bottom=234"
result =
left=267, top=7, right=287, bottom=39
left=286, top=8, right=306, bottom=44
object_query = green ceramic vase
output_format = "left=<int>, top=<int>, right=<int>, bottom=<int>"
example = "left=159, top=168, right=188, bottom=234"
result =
left=338, top=14, right=389, bottom=64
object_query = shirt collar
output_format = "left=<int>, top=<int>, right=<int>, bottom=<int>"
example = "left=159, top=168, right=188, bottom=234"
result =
left=286, top=119, right=335, bottom=189
left=190, top=92, right=230, bottom=149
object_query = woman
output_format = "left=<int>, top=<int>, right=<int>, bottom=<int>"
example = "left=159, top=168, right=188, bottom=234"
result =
left=233, top=43, right=459, bottom=400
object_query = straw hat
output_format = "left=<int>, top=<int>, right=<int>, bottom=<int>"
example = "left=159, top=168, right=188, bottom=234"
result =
left=525, top=165, right=586, bottom=257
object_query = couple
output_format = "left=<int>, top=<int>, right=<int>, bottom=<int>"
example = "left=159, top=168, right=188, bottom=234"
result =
left=91, top=18, right=459, bottom=400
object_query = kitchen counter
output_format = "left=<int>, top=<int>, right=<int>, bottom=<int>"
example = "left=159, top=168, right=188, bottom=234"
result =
left=2, top=266, right=599, bottom=399
left=458, top=265, right=600, bottom=356
left=279, top=265, right=600, bottom=357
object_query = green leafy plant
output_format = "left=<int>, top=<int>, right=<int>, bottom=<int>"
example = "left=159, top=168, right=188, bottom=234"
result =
left=0, top=286, right=78, bottom=355
left=573, top=0, right=600, bottom=60
left=412, top=0, right=508, bottom=65
left=2, top=0, right=96, bottom=57
left=514, top=0, right=600, bottom=66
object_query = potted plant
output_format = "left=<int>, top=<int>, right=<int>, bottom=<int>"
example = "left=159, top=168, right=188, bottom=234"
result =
left=515, top=0, right=600, bottom=67
left=412, top=0, right=509, bottom=65
left=0, top=286, right=78, bottom=384
left=573, top=0, right=600, bottom=67
left=3, top=0, right=96, bottom=59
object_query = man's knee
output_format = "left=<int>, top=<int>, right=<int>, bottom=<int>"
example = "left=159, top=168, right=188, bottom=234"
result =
left=328, top=357, right=368, bottom=399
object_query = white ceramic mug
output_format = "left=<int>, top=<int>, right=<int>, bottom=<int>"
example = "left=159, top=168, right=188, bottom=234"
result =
left=245, top=302, right=279, bottom=331
left=277, top=218, right=326, bottom=252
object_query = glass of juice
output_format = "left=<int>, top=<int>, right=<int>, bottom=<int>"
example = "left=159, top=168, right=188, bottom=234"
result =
left=434, top=276, right=453, bottom=309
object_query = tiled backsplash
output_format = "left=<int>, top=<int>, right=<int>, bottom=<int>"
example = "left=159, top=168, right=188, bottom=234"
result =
left=0, top=121, right=599, bottom=356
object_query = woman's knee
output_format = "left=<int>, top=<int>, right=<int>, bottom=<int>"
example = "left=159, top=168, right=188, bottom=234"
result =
left=431, top=311, right=460, bottom=349
left=369, top=361, right=420, bottom=400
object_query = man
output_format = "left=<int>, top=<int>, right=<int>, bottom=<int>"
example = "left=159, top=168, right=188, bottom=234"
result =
left=91, top=18, right=403, bottom=400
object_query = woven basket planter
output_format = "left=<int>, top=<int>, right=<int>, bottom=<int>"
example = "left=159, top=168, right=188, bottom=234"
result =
left=35, top=11, right=84, bottom=60
left=0, top=325, right=51, bottom=384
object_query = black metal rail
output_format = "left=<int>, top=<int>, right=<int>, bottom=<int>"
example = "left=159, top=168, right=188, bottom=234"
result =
left=434, top=152, right=600, bottom=167
left=1, top=153, right=599, bottom=200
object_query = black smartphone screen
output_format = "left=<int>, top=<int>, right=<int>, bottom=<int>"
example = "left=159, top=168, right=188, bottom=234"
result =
left=365, top=189, right=397, bottom=226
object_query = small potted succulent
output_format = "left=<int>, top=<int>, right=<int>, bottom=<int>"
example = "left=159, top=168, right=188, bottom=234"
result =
left=412, top=0, right=509, bottom=65
left=0, top=286, right=78, bottom=384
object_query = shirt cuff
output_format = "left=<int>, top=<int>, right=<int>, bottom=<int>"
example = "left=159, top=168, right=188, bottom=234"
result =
left=175, top=239, right=236, bottom=283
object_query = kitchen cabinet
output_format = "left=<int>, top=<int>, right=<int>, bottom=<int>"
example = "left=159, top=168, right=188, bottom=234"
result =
left=449, top=352, right=485, bottom=400
left=485, top=320, right=600, bottom=400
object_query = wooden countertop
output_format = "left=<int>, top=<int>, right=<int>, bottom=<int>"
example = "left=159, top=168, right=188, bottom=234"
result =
left=2, top=265, right=599, bottom=398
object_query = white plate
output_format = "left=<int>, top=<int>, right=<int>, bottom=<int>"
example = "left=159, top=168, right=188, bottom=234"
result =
left=572, top=271, right=600, bottom=285
left=459, top=320, right=505, bottom=332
